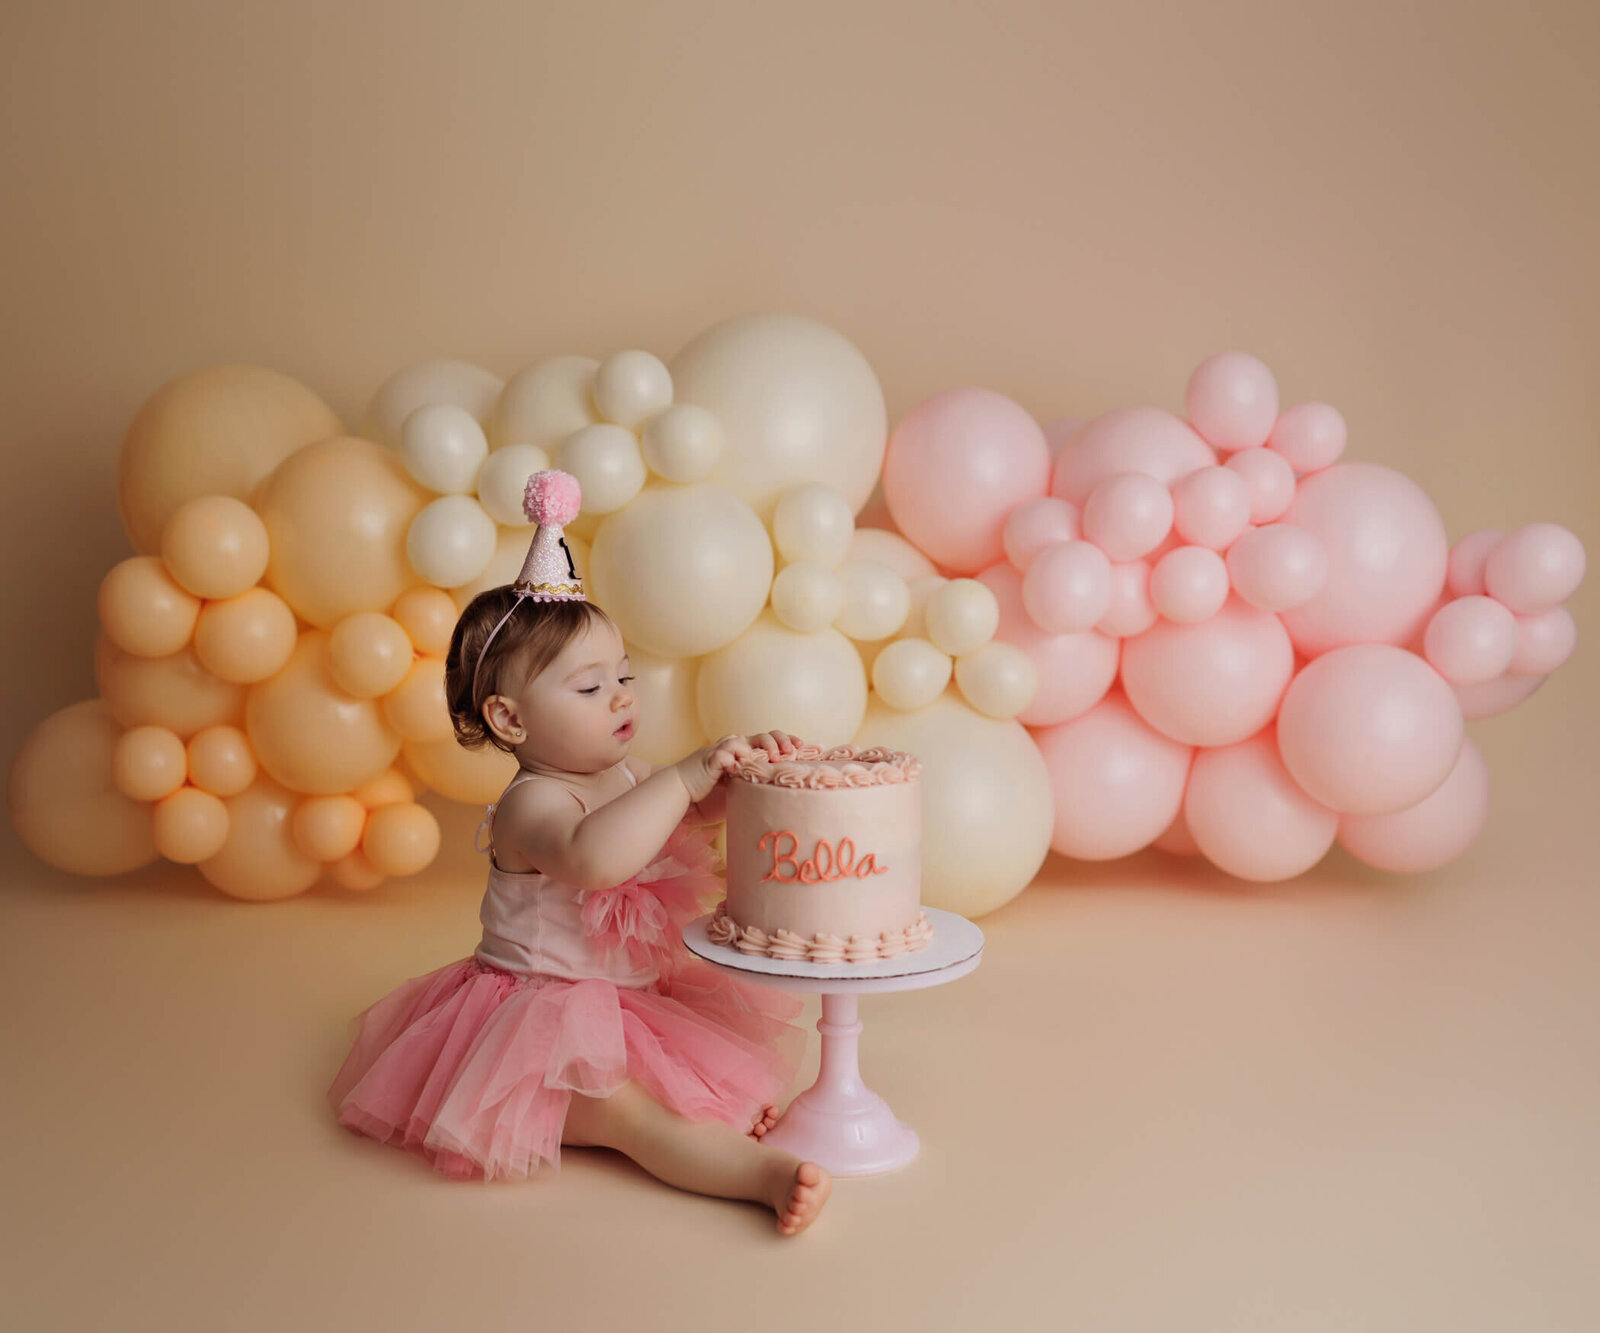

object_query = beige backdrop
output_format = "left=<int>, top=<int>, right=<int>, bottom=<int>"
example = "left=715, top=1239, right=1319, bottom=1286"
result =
left=2, top=2, right=1597, bottom=1330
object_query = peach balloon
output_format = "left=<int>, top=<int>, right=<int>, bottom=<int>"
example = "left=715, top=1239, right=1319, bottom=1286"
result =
left=1266, top=402, right=1347, bottom=474
left=1224, top=447, right=1297, bottom=523
left=697, top=613, right=867, bottom=746
left=391, top=586, right=458, bottom=657
left=884, top=387, right=1051, bottom=573
left=1185, top=732, right=1337, bottom=881
left=1483, top=522, right=1586, bottom=613
left=1225, top=524, right=1329, bottom=613
left=1002, top=496, right=1079, bottom=571
left=363, top=359, right=503, bottom=449
left=978, top=561, right=1119, bottom=727
left=1509, top=606, right=1577, bottom=675
left=7, top=699, right=158, bottom=875
left=330, top=849, right=388, bottom=892
left=1453, top=672, right=1546, bottom=720
left=363, top=802, right=442, bottom=877
left=95, top=635, right=243, bottom=738
left=1171, top=466, right=1252, bottom=550
left=402, top=736, right=516, bottom=804
left=192, top=587, right=299, bottom=684
left=160, top=495, right=270, bottom=599
left=1185, top=352, right=1279, bottom=453
left=117, top=364, right=342, bottom=555
left=1446, top=529, right=1504, bottom=598
left=1097, top=560, right=1157, bottom=638
left=1033, top=692, right=1193, bottom=860
left=1422, top=596, right=1518, bottom=684
left=196, top=773, right=324, bottom=900
left=245, top=631, right=401, bottom=795
left=255, top=436, right=429, bottom=630
left=1051, top=407, right=1216, bottom=506
left=152, top=786, right=231, bottom=864
left=1120, top=596, right=1295, bottom=747
left=352, top=766, right=415, bottom=809
left=1338, top=737, right=1490, bottom=874
left=99, top=556, right=200, bottom=658
left=329, top=612, right=415, bottom=699
left=1081, top=473, right=1173, bottom=561
left=623, top=646, right=708, bottom=767
left=1277, top=644, right=1464, bottom=815
left=382, top=658, right=452, bottom=742
left=1149, top=545, right=1230, bottom=623
left=185, top=725, right=257, bottom=797
left=112, top=725, right=188, bottom=802
left=291, top=794, right=368, bottom=861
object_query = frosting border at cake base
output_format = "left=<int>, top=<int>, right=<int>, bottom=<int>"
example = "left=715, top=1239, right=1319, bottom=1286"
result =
left=707, top=900, right=934, bottom=963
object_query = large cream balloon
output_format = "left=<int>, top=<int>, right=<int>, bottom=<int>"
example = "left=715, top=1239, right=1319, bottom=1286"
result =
left=363, top=359, right=503, bottom=448
left=255, top=436, right=429, bottom=629
left=625, top=645, right=708, bottom=766
left=848, top=528, right=938, bottom=581
left=854, top=691, right=1053, bottom=917
left=95, top=634, right=244, bottom=738
left=589, top=482, right=773, bottom=658
left=118, top=365, right=342, bottom=554
left=697, top=612, right=867, bottom=746
left=7, top=700, right=158, bottom=876
left=670, top=314, right=888, bottom=521
left=197, top=773, right=324, bottom=901
left=403, top=735, right=517, bottom=803
left=245, top=631, right=401, bottom=795
left=491, top=356, right=599, bottom=451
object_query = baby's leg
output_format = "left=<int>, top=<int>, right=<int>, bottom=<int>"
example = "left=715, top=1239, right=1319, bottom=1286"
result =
left=563, top=1083, right=831, bottom=1236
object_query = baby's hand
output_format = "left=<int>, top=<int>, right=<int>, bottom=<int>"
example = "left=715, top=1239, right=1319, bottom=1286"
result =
left=746, top=730, right=803, bottom=761
left=674, top=732, right=804, bottom=802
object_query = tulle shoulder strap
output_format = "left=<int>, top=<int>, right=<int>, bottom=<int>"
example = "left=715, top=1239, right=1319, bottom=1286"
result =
left=475, top=768, right=585, bottom=856
left=618, top=760, right=638, bottom=789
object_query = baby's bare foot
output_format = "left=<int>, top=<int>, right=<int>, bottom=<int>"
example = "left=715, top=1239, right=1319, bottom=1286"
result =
left=774, top=1161, right=831, bottom=1237
left=748, top=1104, right=780, bottom=1140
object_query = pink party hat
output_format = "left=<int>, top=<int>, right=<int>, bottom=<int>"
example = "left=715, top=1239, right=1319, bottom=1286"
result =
left=514, top=470, right=585, bottom=601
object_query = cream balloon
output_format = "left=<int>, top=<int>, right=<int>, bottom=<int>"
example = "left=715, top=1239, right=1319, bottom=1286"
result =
left=402, top=736, right=517, bottom=804
left=854, top=691, right=1053, bottom=918
left=670, top=313, right=888, bottom=521
left=185, top=725, right=257, bottom=796
left=623, top=646, right=708, bottom=766
left=406, top=494, right=498, bottom=588
left=400, top=403, right=489, bottom=495
left=834, top=560, right=910, bottom=642
left=847, top=528, right=938, bottom=581
left=382, top=658, right=452, bottom=742
left=476, top=443, right=552, bottom=526
left=160, top=495, right=271, bottom=600
left=363, top=359, right=503, bottom=448
left=697, top=612, right=867, bottom=746
left=924, top=579, right=1001, bottom=657
left=390, top=587, right=458, bottom=657
left=773, top=483, right=856, bottom=567
left=328, top=612, right=415, bottom=698
left=153, top=787, right=230, bottom=864
left=192, top=587, right=299, bottom=684
left=118, top=365, right=342, bottom=554
left=589, top=482, right=773, bottom=658
left=871, top=638, right=952, bottom=711
left=770, top=561, right=846, bottom=633
left=954, top=642, right=1038, bottom=719
left=99, top=556, right=200, bottom=658
left=196, top=773, right=324, bottom=901
left=291, top=794, right=368, bottom=861
left=561, top=423, right=648, bottom=514
left=112, top=725, right=188, bottom=802
left=639, top=403, right=722, bottom=483
left=593, top=350, right=673, bottom=429
left=491, top=356, right=599, bottom=451
left=901, top=574, right=948, bottom=640
left=95, top=635, right=243, bottom=739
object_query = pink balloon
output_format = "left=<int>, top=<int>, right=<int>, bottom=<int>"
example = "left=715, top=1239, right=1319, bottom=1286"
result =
left=1050, top=407, right=1216, bottom=506
left=1184, top=352, right=1279, bottom=453
left=980, top=562, right=1120, bottom=726
left=1267, top=402, right=1347, bottom=474
left=1171, top=465, right=1252, bottom=549
left=1097, top=560, right=1157, bottom=638
left=1509, top=606, right=1577, bottom=675
left=1149, top=545, right=1229, bottom=624
left=1081, top=472, right=1174, bottom=561
left=1002, top=496, right=1078, bottom=571
left=1152, top=807, right=1202, bottom=857
left=1185, top=731, right=1337, bottom=881
left=1338, top=737, right=1490, bottom=874
left=884, top=388, right=1051, bottom=574
left=1277, top=644, right=1463, bottom=815
left=1032, top=692, right=1193, bottom=860
left=1120, top=595, right=1295, bottom=746
left=1421, top=595, right=1517, bottom=684
left=1483, top=522, right=1586, bottom=613
left=1225, top=524, right=1328, bottom=613
left=1022, top=540, right=1112, bottom=634
left=1278, top=462, right=1449, bottom=658
left=1452, top=671, right=1545, bottom=720
left=1224, top=447, right=1297, bottom=523
left=1445, top=529, right=1504, bottom=598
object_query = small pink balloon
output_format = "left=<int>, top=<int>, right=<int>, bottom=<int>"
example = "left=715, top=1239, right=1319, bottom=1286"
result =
left=1452, top=671, right=1545, bottom=720
left=1224, top=447, right=1297, bottom=523
left=1152, top=806, right=1201, bottom=857
left=1445, top=529, right=1504, bottom=598
left=1509, top=605, right=1577, bottom=675
left=883, top=388, right=1052, bottom=574
left=1185, top=731, right=1337, bottom=881
left=1081, top=472, right=1174, bottom=561
left=1120, top=596, right=1295, bottom=746
left=1267, top=402, right=1347, bottom=473
left=1277, top=644, right=1463, bottom=815
left=1002, top=496, right=1079, bottom=571
left=1051, top=406, right=1216, bottom=505
left=980, top=562, right=1120, bottom=726
left=1184, top=352, right=1279, bottom=453
left=1149, top=545, right=1229, bottom=624
left=1171, top=466, right=1252, bottom=549
left=1032, top=692, right=1193, bottom=861
left=1338, top=737, right=1490, bottom=874
left=1022, top=540, right=1113, bottom=634
left=1483, top=522, right=1586, bottom=613
left=1279, top=462, right=1448, bottom=657
left=1421, top=596, right=1517, bottom=684
left=1226, top=524, right=1328, bottom=613
left=1097, top=560, right=1157, bottom=638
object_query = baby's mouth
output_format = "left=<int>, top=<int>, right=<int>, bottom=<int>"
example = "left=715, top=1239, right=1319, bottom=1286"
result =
left=613, top=719, right=634, bottom=739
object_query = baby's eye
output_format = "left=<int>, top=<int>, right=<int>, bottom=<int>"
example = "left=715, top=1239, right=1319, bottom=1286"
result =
left=579, top=685, right=600, bottom=695
left=619, top=675, right=634, bottom=684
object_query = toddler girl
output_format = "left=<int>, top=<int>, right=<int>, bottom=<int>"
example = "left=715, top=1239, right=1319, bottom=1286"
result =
left=327, top=471, right=831, bottom=1236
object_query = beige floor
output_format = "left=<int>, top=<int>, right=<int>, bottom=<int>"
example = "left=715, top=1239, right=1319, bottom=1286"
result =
left=3, top=687, right=1595, bottom=1333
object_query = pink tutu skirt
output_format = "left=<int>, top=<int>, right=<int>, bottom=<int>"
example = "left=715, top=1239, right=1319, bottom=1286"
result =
left=327, top=825, right=808, bottom=1182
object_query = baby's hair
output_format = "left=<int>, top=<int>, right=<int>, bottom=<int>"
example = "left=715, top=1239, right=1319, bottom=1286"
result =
left=445, top=590, right=617, bottom=754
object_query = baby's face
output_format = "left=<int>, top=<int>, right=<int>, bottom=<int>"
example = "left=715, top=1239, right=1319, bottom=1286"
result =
left=503, top=619, right=636, bottom=772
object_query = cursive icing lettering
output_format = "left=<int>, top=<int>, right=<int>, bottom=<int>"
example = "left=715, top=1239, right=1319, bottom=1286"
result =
left=759, top=829, right=888, bottom=882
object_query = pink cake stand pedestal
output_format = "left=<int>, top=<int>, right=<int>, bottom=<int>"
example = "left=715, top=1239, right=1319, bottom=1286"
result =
left=682, top=906, right=984, bottom=1177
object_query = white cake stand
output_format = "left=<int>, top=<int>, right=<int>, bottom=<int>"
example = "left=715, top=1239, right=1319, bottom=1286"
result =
left=681, top=906, right=984, bottom=1176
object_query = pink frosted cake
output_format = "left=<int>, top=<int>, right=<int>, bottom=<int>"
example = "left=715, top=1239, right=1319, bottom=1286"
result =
left=708, top=744, right=933, bottom=963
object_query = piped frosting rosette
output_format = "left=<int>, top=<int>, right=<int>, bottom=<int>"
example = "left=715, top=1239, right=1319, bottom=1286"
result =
left=731, top=743, right=922, bottom=789
left=707, top=902, right=935, bottom=964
